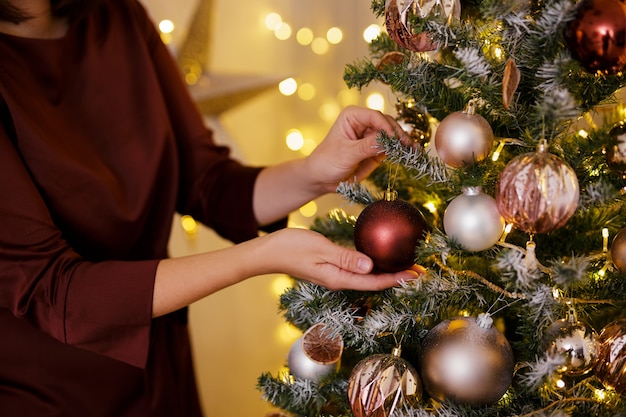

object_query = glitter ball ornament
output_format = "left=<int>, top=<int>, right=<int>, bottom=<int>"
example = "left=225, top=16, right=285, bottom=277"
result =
left=541, top=312, right=597, bottom=376
left=419, top=314, right=515, bottom=407
left=347, top=347, right=422, bottom=417
left=594, top=318, right=626, bottom=394
left=443, top=186, right=505, bottom=252
left=288, top=323, right=343, bottom=381
left=354, top=190, right=427, bottom=273
left=607, top=121, right=626, bottom=175
left=563, top=0, right=626, bottom=75
left=434, top=101, right=494, bottom=168
left=611, top=227, right=626, bottom=274
left=496, top=139, right=580, bottom=234
left=385, top=0, right=460, bottom=52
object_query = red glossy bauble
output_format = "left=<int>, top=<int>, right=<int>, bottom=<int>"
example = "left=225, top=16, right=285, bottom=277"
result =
left=607, top=121, right=626, bottom=174
left=354, top=192, right=427, bottom=273
left=564, top=0, right=626, bottom=75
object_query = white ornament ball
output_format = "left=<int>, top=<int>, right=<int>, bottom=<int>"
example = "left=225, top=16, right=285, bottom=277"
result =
left=287, top=336, right=339, bottom=381
left=434, top=104, right=494, bottom=168
left=443, top=187, right=505, bottom=251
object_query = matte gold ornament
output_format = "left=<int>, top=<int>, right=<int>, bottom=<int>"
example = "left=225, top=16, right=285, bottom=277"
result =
left=385, top=0, right=461, bottom=52
left=443, top=186, right=505, bottom=252
left=347, top=347, right=422, bottom=417
left=287, top=323, right=343, bottom=381
left=541, top=310, right=597, bottom=376
left=419, top=314, right=515, bottom=407
left=594, top=318, right=626, bottom=394
left=434, top=100, right=494, bottom=168
left=611, top=227, right=626, bottom=274
left=496, top=139, right=580, bottom=234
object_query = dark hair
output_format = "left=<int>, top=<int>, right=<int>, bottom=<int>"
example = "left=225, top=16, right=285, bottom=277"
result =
left=0, top=0, right=101, bottom=24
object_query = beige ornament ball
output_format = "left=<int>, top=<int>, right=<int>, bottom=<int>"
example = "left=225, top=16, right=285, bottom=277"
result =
left=419, top=314, right=514, bottom=407
left=434, top=102, right=494, bottom=168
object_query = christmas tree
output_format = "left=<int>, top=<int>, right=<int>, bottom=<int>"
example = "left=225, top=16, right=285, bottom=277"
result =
left=258, top=0, right=626, bottom=416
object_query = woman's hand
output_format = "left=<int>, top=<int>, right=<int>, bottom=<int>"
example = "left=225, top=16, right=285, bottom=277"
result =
left=256, top=228, right=424, bottom=291
left=304, top=106, right=409, bottom=194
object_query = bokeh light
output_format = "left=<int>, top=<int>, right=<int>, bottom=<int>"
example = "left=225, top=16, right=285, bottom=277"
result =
left=265, top=12, right=282, bottom=30
left=319, top=102, right=341, bottom=122
left=296, top=27, right=314, bottom=45
left=158, top=19, right=174, bottom=34
left=326, top=27, right=343, bottom=44
left=311, top=37, right=330, bottom=55
left=363, top=24, right=382, bottom=43
left=285, top=129, right=304, bottom=151
left=274, top=22, right=292, bottom=40
left=279, top=78, right=298, bottom=96
left=297, top=83, right=316, bottom=101
left=366, top=92, right=385, bottom=112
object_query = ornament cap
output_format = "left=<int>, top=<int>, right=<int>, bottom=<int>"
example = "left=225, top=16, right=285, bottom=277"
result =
left=464, top=99, right=477, bottom=115
left=462, top=186, right=482, bottom=196
left=391, top=346, right=402, bottom=357
left=476, top=313, right=494, bottom=329
left=384, top=189, right=398, bottom=201
left=536, top=139, right=549, bottom=153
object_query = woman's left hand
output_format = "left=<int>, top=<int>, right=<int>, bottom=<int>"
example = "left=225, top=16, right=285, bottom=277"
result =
left=305, top=105, right=409, bottom=194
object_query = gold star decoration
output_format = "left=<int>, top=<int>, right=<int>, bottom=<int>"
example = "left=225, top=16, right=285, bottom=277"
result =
left=176, top=0, right=285, bottom=115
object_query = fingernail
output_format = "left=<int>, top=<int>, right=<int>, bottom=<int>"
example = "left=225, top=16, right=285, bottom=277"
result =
left=400, top=270, right=421, bottom=281
left=357, top=258, right=372, bottom=272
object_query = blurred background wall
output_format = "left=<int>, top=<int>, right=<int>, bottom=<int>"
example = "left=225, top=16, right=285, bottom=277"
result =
left=140, top=1, right=389, bottom=415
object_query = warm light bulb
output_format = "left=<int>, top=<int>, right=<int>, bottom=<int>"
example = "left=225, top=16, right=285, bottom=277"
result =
left=319, top=102, right=341, bottom=122
left=271, top=275, right=293, bottom=297
left=296, top=27, right=314, bottom=45
left=423, top=201, right=437, bottom=213
left=279, top=78, right=298, bottom=96
left=274, top=22, right=292, bottom=40
left=363, top=24, right=382, bottom=43
left=326, top=27, right=343, bottom=44
left=555, top=379, right=566, bottom=389
left=285, top=129, right=304, bottom=151
left=276, top=323, right=302, bottom=345
left=337, top=89, right=360, bottom=107
left=265, top=12, right=282, bottom=30
left=366, top=92, right=385, bottom=112
left=311, top=37, right=329, bottom=55
left=158, top=19, right=174, bottom=34
left=297, top=83, right=316, bottom=101
left=578, top=129, right=589, bottom=138
left=180, top=215, right=198, bottom=237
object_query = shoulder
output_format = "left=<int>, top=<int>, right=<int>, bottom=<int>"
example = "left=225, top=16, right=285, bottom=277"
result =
left=90, top=0, right=159, bottom=43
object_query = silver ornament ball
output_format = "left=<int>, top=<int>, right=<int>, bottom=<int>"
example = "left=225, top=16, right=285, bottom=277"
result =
left=542, top=317, right=597, bottom=376
left=443, top=187, right=505, bottom=251
left=287, top=337, right=339, bottom=381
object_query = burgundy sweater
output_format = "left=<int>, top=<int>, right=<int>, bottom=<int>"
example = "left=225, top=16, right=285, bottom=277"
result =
left=0, top=1, right=265, bottom=415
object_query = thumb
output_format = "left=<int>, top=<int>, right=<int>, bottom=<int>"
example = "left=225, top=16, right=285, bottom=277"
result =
left=336, top=247, right=374, bottom=274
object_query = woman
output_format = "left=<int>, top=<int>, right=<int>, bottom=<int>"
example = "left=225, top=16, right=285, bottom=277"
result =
left=0, top=0, right=421, bottom=416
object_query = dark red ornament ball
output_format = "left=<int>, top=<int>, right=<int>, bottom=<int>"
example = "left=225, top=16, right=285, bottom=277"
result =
left=354, top=197, right=427, bottom=273
left=607, top=121, right=626, bottom=174
left=564, top=0, right=626, bottom=75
